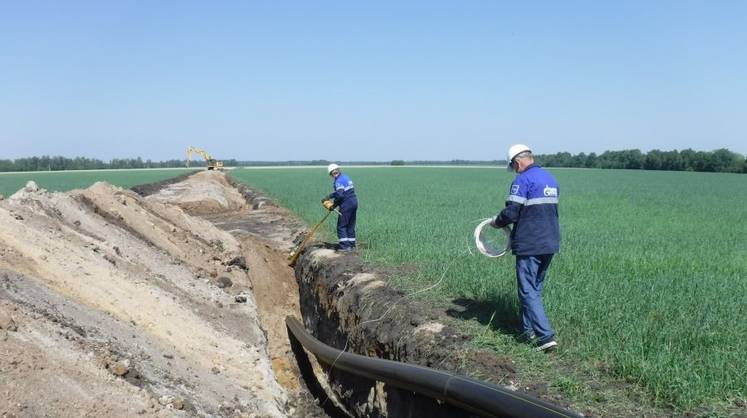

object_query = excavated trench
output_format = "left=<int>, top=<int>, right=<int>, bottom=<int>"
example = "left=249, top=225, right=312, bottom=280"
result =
left=0, top=170, right=575, bottom=418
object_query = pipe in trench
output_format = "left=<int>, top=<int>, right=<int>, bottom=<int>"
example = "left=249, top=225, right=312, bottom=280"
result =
left=286, top=316, right=583, bottom=418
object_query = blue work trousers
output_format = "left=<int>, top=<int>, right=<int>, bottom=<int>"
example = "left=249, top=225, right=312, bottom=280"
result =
left=516, top=254, right=555, bottom=344
left=336, top=200, right=358, bottom=249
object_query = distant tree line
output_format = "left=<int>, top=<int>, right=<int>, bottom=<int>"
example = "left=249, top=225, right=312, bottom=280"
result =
left=0, top=157, right=496, bottom=171
left=0, top=156, right=246, bottom=172
left=1, top=148, right=744, bottom=173
left=244, top=152, right=747, bottom=173
left=533, top=148, right=746, bottom=173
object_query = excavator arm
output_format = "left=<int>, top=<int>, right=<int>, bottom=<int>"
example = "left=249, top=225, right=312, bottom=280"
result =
left=186, top=146, right=223, bottom=170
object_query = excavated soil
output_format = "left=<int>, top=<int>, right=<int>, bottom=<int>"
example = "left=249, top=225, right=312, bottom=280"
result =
left=0, top=171, right=319, bottom=417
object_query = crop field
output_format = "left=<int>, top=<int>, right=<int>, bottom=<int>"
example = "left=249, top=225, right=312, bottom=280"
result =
left=231, top=166, right=747, bottom=413
left=0, top=168, right=196, bottom=197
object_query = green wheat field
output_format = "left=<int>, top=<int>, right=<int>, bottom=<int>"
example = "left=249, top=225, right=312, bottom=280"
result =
left=231, top=166, right=747, bottom=414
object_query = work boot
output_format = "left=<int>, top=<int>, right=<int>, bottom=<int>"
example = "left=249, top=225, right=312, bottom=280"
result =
left=535, top=339, right=558, bottom=353
left=336, top=247, right=353, bottom=253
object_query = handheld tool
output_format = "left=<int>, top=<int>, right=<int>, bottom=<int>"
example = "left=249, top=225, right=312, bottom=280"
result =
left=288, top=210, right=334, bottom=267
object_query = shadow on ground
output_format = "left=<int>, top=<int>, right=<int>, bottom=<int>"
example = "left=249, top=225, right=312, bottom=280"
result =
left=446, top=294, right=524, bottom=338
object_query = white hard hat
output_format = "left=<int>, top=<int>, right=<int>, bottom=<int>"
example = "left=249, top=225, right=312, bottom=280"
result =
left=327, top=163, right=340, bottom=174
left=506, top=144, right=532, bottom=170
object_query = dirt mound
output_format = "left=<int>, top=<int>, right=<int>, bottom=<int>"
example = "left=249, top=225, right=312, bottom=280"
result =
left=130, top=171, right=197, bottom=197
left=0, top=180, right=287, bottom=417
left=147, top=171, right=247, bottom=215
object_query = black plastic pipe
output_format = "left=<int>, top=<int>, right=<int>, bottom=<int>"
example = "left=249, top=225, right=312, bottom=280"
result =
left=286, top=316, right=583, bottom=418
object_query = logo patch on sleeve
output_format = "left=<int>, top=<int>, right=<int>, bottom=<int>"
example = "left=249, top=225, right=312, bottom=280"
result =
left=511, top=185, right=520, bottom=195
left=543, top=185, right=558, bottom=197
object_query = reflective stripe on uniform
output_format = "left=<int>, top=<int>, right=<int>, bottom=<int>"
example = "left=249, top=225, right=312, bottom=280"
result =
left=507, top=195, right=527, bottom=204
left=524, top=197, right=559, bottom=206
left=338, top=238, right=356, bottom=242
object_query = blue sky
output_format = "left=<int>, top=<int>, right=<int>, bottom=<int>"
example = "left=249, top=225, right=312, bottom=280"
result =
left=1, top=1, right=745, bottom=161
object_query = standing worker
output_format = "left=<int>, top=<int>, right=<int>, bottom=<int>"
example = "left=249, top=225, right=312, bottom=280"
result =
left=322, top=164, right=358, bottom=253
left=492, top=144, right=560, bottom=352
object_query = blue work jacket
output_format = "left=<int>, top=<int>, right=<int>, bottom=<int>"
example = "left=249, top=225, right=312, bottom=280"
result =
left=328, top=173, right=357, bottom=208
left=495, top=164, right=560, bottom=255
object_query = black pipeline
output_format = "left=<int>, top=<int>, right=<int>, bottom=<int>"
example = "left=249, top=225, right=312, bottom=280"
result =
left=286, top=316, right=583, bottom=418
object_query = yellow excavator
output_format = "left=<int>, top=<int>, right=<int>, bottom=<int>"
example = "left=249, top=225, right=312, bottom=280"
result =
left=186, top=146, right=224, bottom=171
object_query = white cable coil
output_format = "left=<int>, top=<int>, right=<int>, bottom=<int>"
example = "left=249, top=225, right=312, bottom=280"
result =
left=474, top=219, right=511, bottom=258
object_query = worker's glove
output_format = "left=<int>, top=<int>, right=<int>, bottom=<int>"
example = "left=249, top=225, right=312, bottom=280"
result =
left=489, top=216, right=500, bottom=228
left=322, top=200, right=335, bottom=211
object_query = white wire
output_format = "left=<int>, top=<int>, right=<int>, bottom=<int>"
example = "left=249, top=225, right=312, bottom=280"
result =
left=473, top=218, right=510, bottom=258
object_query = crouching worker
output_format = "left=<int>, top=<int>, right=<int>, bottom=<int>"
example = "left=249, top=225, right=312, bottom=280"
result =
left=321, top=164, right=358, bottom=252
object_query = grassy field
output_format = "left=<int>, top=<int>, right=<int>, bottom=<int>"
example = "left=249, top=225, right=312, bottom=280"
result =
left=231, top=166, right=747, bottom=414
left=0, top=168, right=196, bottom=197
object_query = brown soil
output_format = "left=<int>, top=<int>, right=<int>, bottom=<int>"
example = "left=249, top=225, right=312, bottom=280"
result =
left=206, top=209, right=302, bottom=389
left=0, top=172, right=317, bottom=417
left=130, top=171, right=198, bottom=197
left=146, top=171, right=248, bottom=215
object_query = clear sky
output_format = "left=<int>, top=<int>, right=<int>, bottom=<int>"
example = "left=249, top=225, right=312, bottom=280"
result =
left=1, top=1, right=745, bottom=161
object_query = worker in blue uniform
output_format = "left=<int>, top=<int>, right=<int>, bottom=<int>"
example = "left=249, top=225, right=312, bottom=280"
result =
left=321, top=164, right=358, bottom=252
left=492, top=144, right=561, bottom=352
